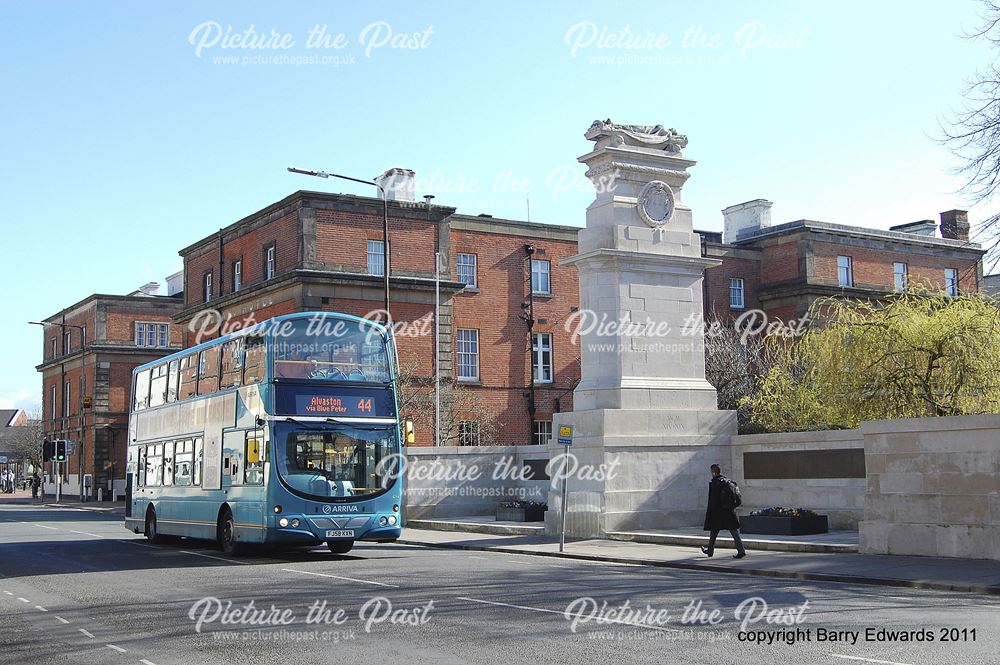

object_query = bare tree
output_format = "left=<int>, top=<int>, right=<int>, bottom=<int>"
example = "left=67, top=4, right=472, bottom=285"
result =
left=704, top=322, right=774, bottom=434
left=942, top=0, right=1000, bottom=268
left=7, top=414, right=44, bottom=470
left=394, top=357, right=501, bottom=446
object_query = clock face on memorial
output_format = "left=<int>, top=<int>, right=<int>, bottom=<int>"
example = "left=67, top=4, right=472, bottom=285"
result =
left=637, top=180, right=675, bottom=228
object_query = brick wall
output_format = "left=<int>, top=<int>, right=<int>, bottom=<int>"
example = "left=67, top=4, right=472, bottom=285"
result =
left=315, top=208, right=438, bottom=276
left=811, top=241, right=980, bottom=292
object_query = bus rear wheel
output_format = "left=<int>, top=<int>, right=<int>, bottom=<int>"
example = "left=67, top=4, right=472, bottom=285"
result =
left=327, top=540, right=354, bottom=555
left=145, top=509, right=164, bottom=544
left=218, top=509, right=244, bottom=557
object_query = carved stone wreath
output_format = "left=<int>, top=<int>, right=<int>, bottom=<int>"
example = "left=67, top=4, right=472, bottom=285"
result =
left=637, top=180, right=675, bottom=228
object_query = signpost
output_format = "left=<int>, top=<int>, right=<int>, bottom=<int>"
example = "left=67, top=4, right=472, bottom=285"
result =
left=557, top=425, right=573, bottom=552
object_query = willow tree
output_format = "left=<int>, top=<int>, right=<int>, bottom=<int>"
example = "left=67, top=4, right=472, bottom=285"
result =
left=744, top=291, right=1000, bottom=431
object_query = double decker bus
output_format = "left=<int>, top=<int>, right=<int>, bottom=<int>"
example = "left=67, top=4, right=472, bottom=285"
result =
left=124, top=312, right=408, bottom=555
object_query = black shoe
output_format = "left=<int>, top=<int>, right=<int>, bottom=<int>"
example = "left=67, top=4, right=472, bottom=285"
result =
left=700, top=546, right=713, bottom=557
left=733, top=552, right=746, bottom=559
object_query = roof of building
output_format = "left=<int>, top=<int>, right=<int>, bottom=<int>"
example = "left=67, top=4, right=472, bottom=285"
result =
left=985, top=273, right=1000, bottom=298
left=732, top=219, right=984, bottom=253
left=0, top=409, right=21, bottom=428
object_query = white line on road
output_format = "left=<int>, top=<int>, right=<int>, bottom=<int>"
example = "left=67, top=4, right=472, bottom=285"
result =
left=122, top=541, right=159, bottom=549
left=140, top=660, right=158, bottom=665
left=70, top=530, right=104, bottom=538
left=830, top=654, right=915, bottom=665
left=55, top=616, right=70, bottom=624
left=35, top=605, right=47, bottom=612
left=457, top=596, right=681, bottom=633
left=282, top=568, right=399, bottom=588
left=2, top=591, right=12, bottom=595
left=106, top=644, right=127, bottom=653
left=78, top=628, right=95, bottom=639
left=34, top=524, right=58, bottom=530
left=17, top=597, right=29, bottom=603
left=180, top=550, right=251, bottom=565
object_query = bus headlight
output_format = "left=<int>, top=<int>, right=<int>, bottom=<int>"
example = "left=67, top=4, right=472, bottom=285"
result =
left=378, top=516, right=388, bottom=526
left=278, top=517, right=289, bottom=528
left=291, top=518, right=300, bottom=528
left=392, top=504, right=399, bottom=512
left=273, top=505, right=282, bottom=514
left=388, top=515, right=397, bottom=526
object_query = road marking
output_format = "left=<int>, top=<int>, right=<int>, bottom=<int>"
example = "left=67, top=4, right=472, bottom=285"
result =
left=17, top=597, right=29, bottom=603
left=282, top=568, right=399, bottom=588
left=35, top=605, right=47, bottom=612
left=2, top=591, right=12, bottom=596
left=830, top=655, right=915, bottom=665
left=55, top=616, right=70, bottom=624
left=180, top=550, right=251, bottom=565
left=140, top=660, right=158, bottom=665
left=457, top=596, right=680, bottom=633
left=122, top=541, right=159, bottom=549
left=70, top=530, right=104, bottom=538
left=106, top=644, right=127, bottom=653
left=35, top=524, right=58, bottom=530
left=78, top=628, right=95, bottom=639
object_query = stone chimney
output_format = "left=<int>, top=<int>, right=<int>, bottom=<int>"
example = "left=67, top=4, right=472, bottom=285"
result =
left=375, top=167, right=416, bottom=203
left=137, top=281, right=160, bottom=296
left=165, top=271, right=183, bottom=297
left=940, top=210, right=970, bottom=241
left=722, top=199, right=772, bottom=243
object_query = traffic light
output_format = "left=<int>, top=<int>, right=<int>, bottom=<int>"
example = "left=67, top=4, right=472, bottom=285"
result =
left=54, top=439, right=67, bottom=462
left=43, top=439, right=52, bottom=462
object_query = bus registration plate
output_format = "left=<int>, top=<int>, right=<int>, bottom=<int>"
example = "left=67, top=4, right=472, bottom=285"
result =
left=326, top=530, right=354, bottom=539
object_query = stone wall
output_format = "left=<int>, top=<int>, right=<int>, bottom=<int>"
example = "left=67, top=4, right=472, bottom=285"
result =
left=728, top=429, right=866, bottom=529
left=403, top=445, right=550, bottom=520
left=859, top=414, right=1000, bottom=561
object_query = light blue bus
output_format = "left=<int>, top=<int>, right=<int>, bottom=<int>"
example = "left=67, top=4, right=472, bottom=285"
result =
left=124, top=312, right=408, bottom=556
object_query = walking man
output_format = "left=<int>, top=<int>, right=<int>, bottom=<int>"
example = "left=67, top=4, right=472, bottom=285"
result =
left=701, top=463, right=747, bottom=559
left=31, top=471, right=40, bottom=501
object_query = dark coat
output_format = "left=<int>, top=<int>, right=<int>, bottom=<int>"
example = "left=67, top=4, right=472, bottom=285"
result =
left=703, top=475, right=740, bottom=532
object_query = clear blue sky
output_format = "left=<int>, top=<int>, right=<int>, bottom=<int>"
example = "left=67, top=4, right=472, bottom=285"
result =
left=0, top=1, right=994, bottom=412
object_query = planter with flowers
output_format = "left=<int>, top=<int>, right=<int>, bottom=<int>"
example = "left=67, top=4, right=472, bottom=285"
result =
left=496, top=500, right=548, bottom=523
left=739, top=507, right=829, bottom=536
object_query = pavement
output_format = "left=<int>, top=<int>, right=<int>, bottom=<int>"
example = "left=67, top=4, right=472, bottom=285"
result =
left=1, top=502, right=999, bottom=665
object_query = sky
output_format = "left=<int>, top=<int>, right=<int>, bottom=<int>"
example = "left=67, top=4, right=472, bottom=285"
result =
left=0, top=0, right=996, bottom=413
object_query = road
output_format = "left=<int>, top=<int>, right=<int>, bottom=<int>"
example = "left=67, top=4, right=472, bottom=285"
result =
left=0, top=503, right=997, bottom=665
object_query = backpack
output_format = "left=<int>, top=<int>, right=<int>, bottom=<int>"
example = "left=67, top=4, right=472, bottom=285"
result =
left=721, top=477, right=742, bottom=509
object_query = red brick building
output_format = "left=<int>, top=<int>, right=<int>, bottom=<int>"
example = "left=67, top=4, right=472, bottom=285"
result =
left=35, top=178, right=988, bottom=483
left=35, top=286, right=184, bottom=499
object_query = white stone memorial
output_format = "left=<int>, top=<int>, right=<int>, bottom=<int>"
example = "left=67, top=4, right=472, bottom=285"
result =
left=549, top=120, right=736, bottom=537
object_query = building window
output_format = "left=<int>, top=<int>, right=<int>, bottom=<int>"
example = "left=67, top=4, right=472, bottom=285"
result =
left=837, top=255, right=853, bottom=287
left=893, top=262, right=908, bottom=292
left=532, top=420, right=552, bottom=446
left=63, top=330, right=72, bottom=355
left=50, top=337, right=56, bottom=359
left=458, top=421, right=480, bottom=446
left=264, top=245, right=276, bottom=280
left=63, top=380, right=70, bottom=417
left=945, top=268, right=959, bottom=296
left=203, top=271, right=213, bottom=303
left=367, top=240, right=385, bottom=276
left=232, top=259, right=242, bottom=293
left=531, top=259, right=551, bottom=294
left=729, top=278, right=745, bottom=309
left=532, top=333, right=553, bottom=383
left=456, top=253, right=477, bottom=287
left=49, top=385, right=56, bottom=420
left=81, top=325, right=86, bottom=346
left=136, top=323, right=170, bottom=348
left=456, top=329, right=480, bottom=381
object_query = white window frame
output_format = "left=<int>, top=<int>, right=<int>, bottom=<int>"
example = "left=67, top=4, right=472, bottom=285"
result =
left=203, top=272, right=213, bottom=303
left=532, top=332, right=553, bottom=384
left=837, top=255, right=853, bottom=287
left=531, top=259, right=551, bottom=295
left=532, top=420, right=552, bottom=446
left=136, top=322, right=169, bottom=349
left=63, top=380, right=70, bottom=418
left=945, top=268, right=958, bottom=296
left=456, top=252, right=477, bottom=287
left=265, top=245, right=276, bottom=280
left=50, top=385, right=56, bottom=419
left=63, top=330, right=72, bottom=355
left=456, top=328, right=480, bottom=382
left=458, top=420, right=480, bottom=446
left=232, top=259, right=242, bottom=293
left=893, top=262, right=908, bottom=292
left=367, top=240, right=385, bottom=277
left=729, top=278, right=745, bottom=309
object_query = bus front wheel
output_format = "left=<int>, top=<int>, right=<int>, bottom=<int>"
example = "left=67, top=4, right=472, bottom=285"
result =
left=327, top=540, right=354, bottom=555
left=217, top=508, right=244, bottom=556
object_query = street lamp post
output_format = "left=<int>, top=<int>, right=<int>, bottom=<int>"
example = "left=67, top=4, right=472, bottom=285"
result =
left=28, top=320, right=87, bottom=502
left=287, top=166, right=390, bottom=318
